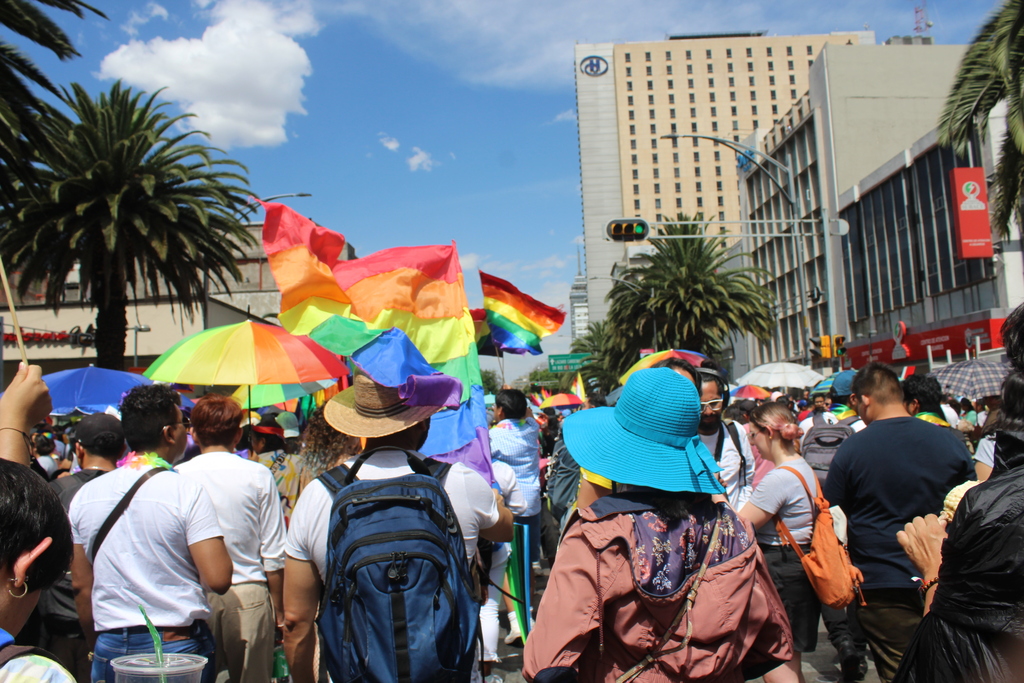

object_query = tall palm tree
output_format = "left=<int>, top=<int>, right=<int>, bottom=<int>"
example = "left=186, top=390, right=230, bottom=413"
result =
left=604, top=215, right=774, bottom=377
left=939, top=0, right=1024, bottom=235
left=1, top=0, right=105, bottom=204
left=567, top=320, right=619, bottom=392
left=0, top=82, right=254, bottom=369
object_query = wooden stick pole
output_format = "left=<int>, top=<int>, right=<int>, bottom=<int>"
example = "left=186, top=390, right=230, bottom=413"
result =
left=0, top=256, right=29, bottom=365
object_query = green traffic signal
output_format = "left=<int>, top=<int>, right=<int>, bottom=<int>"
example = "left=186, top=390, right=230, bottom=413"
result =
left=606, top=218, right=650, bottom=242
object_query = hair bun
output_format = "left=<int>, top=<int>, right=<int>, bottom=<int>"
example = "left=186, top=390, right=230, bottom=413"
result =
left=780, top=423, right=803, bottom=441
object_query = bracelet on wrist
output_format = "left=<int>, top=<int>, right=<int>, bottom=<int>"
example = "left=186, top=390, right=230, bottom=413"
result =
left=915, top=576, right=939, bottom=596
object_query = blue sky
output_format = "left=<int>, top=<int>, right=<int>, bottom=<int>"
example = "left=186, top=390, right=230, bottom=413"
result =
left=19, top=0, right=996, bottom=381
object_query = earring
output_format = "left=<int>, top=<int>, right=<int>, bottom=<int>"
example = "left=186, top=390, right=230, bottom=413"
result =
left=9, top=578, right=28, bottom=599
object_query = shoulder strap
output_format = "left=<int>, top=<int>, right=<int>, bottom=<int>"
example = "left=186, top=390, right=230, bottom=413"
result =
left=713, top=425, right=725, bottom=463
left=725, top=422, right=747, bottom=488
left=812, top=411, right=827, bottom=427
left=0, top=645, right=57, bottom=668
left=342, top=446, right=433, bottom=485
left=90, top=468, right=169, bottom=563
left=424, top=458, right=451, bottom=481
left=772, top=465, right=818, bottom=558
left=838, top=415, right=861, bottom=427
left=777, top=465, right=820, bottom=500
left=616, top=513, right=723, bottom=683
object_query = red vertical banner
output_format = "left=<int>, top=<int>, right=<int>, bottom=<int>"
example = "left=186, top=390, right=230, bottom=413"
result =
left=949, top=167, right=994, bottom=258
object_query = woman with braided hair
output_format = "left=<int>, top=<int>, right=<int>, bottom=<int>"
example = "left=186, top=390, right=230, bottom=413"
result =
left=739, top=402, right=818, bottom=683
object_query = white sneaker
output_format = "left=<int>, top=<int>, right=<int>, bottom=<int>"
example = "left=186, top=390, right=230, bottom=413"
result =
left=503, top=618, right=522, bottom=645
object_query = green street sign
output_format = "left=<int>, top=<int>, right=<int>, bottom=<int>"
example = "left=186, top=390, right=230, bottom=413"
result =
left=548, top=353, right=590, bottom=373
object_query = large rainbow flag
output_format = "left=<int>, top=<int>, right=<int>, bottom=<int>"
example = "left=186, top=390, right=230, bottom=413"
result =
left=261, top=201, right=491, bottom=478
left=480, top=271, right=565, bottom=355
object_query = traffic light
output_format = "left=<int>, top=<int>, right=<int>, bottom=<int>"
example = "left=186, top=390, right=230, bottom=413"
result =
left=833, top=335, right=847, bottom=356
left=809, top=335, right=832, bottom=359
left=606, top=218, right=650, bottom=242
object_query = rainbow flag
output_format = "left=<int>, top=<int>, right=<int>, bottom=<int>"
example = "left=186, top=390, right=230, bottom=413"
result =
left=480, top=271, right=565, bottom=355
left=571, top=372, right=586, bottom=401
left=470, top=308, right=498, bottom=357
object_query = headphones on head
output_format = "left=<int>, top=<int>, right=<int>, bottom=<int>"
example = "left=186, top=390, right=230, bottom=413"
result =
left=696, top=366, right=731, bottom=409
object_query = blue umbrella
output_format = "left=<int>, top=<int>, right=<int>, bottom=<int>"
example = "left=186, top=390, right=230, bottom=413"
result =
left=39, top=367, right=192, bottom=415
left=810, top=376, right=834, bottom=395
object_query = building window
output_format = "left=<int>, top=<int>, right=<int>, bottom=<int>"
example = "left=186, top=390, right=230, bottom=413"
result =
left=650, top=109, right=656, bottom=118
left=648, top=94, right=655, bottom=104
left=654, top=183, right=660, bottom=193
left=653, top=168, right=659, bottom=178
left=808, top=60, right=813, bottom=67
left=715, top=166, right=721, bottom=176
left=632, top=169, right=638, bottom=179
left=651, top=138, right=658, bottom=149
left=629, top=124, right=636, bottom=135
left=710, top=106, right=717, bottom=116
left=772, top=104, right=778, bottom=114
left=708, top=78, right=714, bottom=88
left=749, top=76, right=756, bottom=86
left=727, top=62, right=733, bottom=72
left=747, top=62, right=754, bottom=72
left=668, top=94, right=675, bottom=103
left=696, top=181, right=702, bottom=191
left=786, top=46, right=793, bottom=56
left=731, top=106, right=738, bottom=116
left=732, top=120, right=739, bottom=130
left=646, top=65, right=653, bottom=76
left=627, top=96, right=634, bottom=105
left=629, top=110, right=635, bottom=120
left=746, top=47, right=753, bottom=57
left=630, top=139, right=637, bottom=149
left=705, top=49, right=712, bottom=59
left=768, top=61, right=774, bottom=71
left=693, top=152, right=700, bottom=162
left=750, top=91, right=757, bottom=100
left=718, top=211, right=725, bottom=220
left=670, top=123, right=677, bottom=133
left=647, top=80, right=653, bottom=90
left=753, top=119, right=758, bottom=127
left=691, top=122, right=698, bottom=132
left=730, top=91, right=736, bottom=101
left=650, top=124, right=657, bottom=134
left=688, top=78, right=695, bottom=88
left=667, top=65, right=673, bottom=75
left=670, top=108, right=676, bottom=118
left=692, top=137, right=699, bottom=147
left=697, top=197, right=703, bottom=207
left=627, top=81, right=633, bottom=91
left=626, top=67, right=632, bottom=76
left=666, top=51, right=672, bottom=60
left=716, top=181, right=723, bottom=191
left=707, top=63, right=714, bottom=73
left=655, top=198, right=661, bottom=209
left=672, top=153, right=679, bottom=162
left=676, top=197, right=682, bottom=208
left=633, top=184, right=639, bottom=194
left=728, top=77, right=735, bottom=86
left=751, top=105, right=758, bottom=115
left=791, top=89, right=797, bottom=99
left=667, top=80, right=674, bottom=89
left=806, top=45, right=813, bottom=55
left=790, top=75, right=796, bottom=85
left=788, top=60, right=794, bottom=70
left=690, top=107, right=697, bottom=117
left=709, top=92, right=716, bottom=103
left=685, top=50, right=692, bottom=59
left=726, top=48, right=733, bottom=58
left=714, top=151, right=720, bottom=160
left=631, top=154, right=637, bottom=164
left=687, top=64, right=693, bottom=74
left=625, top=53, right=631, bottom=62
left=695, top=166, right=701, bottom=177
left=675, top=182, right=681, bottom=192
left=733, top=135, right=740, bottom=141
left=645, top=51, right=651, bottom=61
left=651, top=153, right=658, bottom=163
left=767, top=47, right=773, bottom=56
left=718, top=196, right=725, bottom=206
left=634, top=199, right=640, bottom=209
left=769, top=75, right=775, bottom=85
left=689, top=92, right=696, bottom=103
left=770, top=90, right=776, bottom=100
left=674, top=167, right=680, bottom=177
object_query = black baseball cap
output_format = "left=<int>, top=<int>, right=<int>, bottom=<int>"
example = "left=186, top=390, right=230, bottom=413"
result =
left=75, top=413, right=125, bottom=451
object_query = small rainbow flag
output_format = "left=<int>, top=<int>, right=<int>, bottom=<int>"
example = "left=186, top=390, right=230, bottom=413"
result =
left=480, top=271, right=565, bottom=355
left=571, top=372, right=586, bottom=401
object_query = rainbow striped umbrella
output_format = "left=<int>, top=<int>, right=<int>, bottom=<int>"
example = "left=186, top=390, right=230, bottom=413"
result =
left=145, top=321, right=346, bottom=385
left=732, top=385, right=771, bottom=400
left=619, top=349, right=708, bottom=384
left=232, top=379, right=340, bottom=410
left=539, top=393, right=584, bottom=409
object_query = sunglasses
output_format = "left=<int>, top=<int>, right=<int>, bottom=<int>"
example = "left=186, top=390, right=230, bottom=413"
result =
left=700, top=399, right=724, bottom=411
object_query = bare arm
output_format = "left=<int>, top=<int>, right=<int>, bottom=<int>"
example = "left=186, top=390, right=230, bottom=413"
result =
left=284, top=557, right=322, bottom=683
left=0, top=363, right=51, bottom=465
left=267, top=569, right=285, bottom=630
left=189, top=537, right=232, bottom=595
left=975, top=461, right=993, bottom=482
left=737, top=501, right=775, bottom=530
left=479, top=490, right=513, bottom=542
left=71, top=545, right=97, bottom=648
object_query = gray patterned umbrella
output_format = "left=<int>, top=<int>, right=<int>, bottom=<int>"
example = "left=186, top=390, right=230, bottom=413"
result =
left=929, top=359, right=1010, bottom=398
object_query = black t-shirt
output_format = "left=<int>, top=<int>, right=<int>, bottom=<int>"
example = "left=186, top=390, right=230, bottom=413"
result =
left=824, top=416, right=974, bottom=590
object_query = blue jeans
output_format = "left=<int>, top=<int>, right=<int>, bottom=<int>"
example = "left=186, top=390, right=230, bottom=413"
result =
left=91, top=622, right=215, bottom=683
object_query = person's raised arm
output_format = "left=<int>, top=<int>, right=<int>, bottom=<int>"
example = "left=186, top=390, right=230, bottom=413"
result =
left=0, top=363, right=51, bottom=465
left=189, top=537, right=232, bottom=595
left=283, top=557, right=322, bottom=683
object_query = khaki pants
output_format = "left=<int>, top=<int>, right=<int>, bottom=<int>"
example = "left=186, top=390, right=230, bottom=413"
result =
left=855, top=587, right=924, bottom=683
left=207, top=583, right=275, bottom=683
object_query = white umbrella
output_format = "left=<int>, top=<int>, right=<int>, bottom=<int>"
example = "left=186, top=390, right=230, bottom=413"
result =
left=735, top=362, right=825, bottom=389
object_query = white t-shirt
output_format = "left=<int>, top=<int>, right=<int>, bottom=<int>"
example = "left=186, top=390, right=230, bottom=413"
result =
left=941, top=404, right=960, bottom=426
left=748, top=458, right=817, bottom=546
left=285, top=450, right=500, bottom=582
left=491, top=460, right=529, bottom=516
left=699, top=422, right=755, bottom=509
left=177, top=452, right=287, bottom=584
left=69, top=465, right=224, bottom=630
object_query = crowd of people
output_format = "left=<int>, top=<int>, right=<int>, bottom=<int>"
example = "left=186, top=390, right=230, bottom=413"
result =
left=1, top=305, right=1023, bottom=683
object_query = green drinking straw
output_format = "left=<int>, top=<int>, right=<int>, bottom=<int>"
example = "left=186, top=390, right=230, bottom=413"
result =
left=138, top=605, right=167, bottom=683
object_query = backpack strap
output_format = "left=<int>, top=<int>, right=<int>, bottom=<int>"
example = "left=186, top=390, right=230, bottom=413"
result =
left=342, top=447, right=433, bottom=485
left=724, top=422, right=747, bottom=489
left=771, top=465, right=819, bottom=559
left=838, top=415, right=862, bottom=428
left=0, top=645, right=57, bottom=668
left=616, top=513, right=723, bottom=683
left=90, top=467, right=169, bottom=563
left=811, top=411, right=827, bottom=427
left=424, top=458, right=452, bottom=482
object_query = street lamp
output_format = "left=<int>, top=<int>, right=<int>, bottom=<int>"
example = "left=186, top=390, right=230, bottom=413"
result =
left=130, top=325, right=151, bottom=368
left=590, top=276, right=657, bottom=351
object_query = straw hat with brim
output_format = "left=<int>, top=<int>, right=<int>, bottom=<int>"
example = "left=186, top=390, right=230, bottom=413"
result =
left=325, top=374, right=445, bottom=438
left=563, top=367, right=724, bottom=494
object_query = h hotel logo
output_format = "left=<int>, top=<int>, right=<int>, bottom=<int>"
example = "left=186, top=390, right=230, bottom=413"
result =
left=580, top=56, right=609, bottom=77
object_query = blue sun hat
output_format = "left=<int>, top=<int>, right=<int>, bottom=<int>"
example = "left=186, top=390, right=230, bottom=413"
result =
left=562, top=367, right=724, bottom=494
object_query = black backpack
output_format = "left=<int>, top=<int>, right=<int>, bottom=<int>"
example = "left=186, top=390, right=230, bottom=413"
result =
left=547, top=439, right=581, bottom=526
left=802, top=413, right=861, bottom=488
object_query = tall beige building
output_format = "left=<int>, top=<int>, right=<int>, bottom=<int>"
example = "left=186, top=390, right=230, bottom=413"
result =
left=575, top=30, right=874, bottom=325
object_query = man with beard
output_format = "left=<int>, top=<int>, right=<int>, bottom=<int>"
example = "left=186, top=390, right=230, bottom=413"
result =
left=696, top=360, right=755, bottom=509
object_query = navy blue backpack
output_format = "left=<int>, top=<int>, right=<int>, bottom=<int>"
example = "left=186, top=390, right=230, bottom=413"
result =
left=317, top=448, right=480, bottom=683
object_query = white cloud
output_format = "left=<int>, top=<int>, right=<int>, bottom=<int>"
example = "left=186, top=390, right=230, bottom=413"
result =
left=551, top=109, right=576, bottom=123
left=406, top=147, right=437, bottom=171
left=100, top=0, right=318, bottom=148
left=122, top=3, right=169, bottom=36
left=378, top=132, right=400, bottom=151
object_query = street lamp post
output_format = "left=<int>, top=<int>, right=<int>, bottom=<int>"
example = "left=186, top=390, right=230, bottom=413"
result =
left=130, top=325, right=151, bottom=368
left=590, top=276, right=656, bottom=351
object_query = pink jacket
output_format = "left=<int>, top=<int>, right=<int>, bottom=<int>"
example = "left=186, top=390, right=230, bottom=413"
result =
left=524, top=499, right=793, bottom=683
